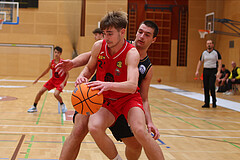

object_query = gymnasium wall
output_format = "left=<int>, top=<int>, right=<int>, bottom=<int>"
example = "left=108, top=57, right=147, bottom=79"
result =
left=0, top=0, right=239, bottom=84
left=154, top=0, right=240, bottom=83
left=0, top=0, right=127, bottom=80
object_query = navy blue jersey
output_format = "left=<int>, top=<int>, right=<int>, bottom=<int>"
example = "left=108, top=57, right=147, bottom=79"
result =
left=138, top=55, right=152, bottom=86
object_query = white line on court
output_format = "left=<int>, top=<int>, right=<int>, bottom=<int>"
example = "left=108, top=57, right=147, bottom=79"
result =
left=1, top=131, right=240, bottom=139
left=153, top=114, right=240, bottom=124
left=164, top=98, right=199, bottom=111
left=1, top=125, right=240, bottom=132
left=0, top=79, right=75, bottom=83
left=0, top=85, right=27, bottom=88
left=62, top=113, right=66, bottom=121
left=0, top=124, right=73, bottom=128
left=151, top=84, right=240, bottom=112
left=159, top=128, right=240, bottom=132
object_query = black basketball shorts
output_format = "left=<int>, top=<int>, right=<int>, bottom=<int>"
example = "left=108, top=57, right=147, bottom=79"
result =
left=73, top=112, right=134, bottom=141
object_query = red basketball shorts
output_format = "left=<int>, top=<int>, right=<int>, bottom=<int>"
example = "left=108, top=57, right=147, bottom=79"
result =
left=44, top=78, right=66, bottom=92
left=103, top=92, right=144, bottom=120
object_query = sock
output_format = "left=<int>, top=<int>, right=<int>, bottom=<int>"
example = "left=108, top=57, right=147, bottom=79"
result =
left=113, top=154, right=122, bottom=160
left=60, top=102, right=64, bottom=105
left=33, top=103, right=37, bottom=107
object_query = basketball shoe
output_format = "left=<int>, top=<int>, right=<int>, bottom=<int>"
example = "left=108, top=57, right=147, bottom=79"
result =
left=61, top=103, right=67, bottom=113
left=27, top=106, right=37, bottom=113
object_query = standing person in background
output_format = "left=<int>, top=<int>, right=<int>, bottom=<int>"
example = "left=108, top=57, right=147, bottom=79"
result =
left=195, top=40, right=222, bottom=108
left=224, top=61, right=240, bottom=95
left=92, top=28, right=104, bottom=41
left=27, top=46, right=69, bottom=113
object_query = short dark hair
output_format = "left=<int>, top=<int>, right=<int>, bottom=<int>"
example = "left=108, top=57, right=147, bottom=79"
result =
left=222, top=64, right=225, bottom=68
left=54, top=46, right=62, bottom=53
left=141, top=20, right=159, bottom=38
left=92, top=28, right=103, bottom=34
left=100, top=11, right=128, bottom=31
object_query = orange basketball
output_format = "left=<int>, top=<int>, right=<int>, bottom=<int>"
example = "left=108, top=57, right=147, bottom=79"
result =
left=157, top=78, right=162, bottom=83
left=71, top=83, right=103, bottom=115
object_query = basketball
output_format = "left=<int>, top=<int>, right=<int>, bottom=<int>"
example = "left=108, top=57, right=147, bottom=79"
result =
left=157, top=78, right=162, bottom=83
left=71, top=83, right=103, bottom=115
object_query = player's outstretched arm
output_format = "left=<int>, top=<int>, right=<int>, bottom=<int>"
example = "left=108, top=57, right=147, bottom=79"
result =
left=75, top=41, right=102, bottom=87
left=56, top=52, right=91, bottom=76
left=33, top=62, right=51, bottom=84
left=139, top=67, right=160, bottom=140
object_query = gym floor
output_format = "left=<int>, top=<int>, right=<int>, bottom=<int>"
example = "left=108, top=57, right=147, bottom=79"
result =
left=0, top=76, right=239, bottom=159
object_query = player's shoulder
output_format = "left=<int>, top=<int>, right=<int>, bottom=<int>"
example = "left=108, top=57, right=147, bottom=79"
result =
left=127, top=47, right=140, bottom=61
left=128, top=47, right=138, bottom=54
left=93, top=39, right=104, bottom=48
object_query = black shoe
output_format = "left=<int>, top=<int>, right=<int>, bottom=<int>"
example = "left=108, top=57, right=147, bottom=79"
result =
left=202, top=104, right=210, bottom=108
left=212, top=103, right=217, bottom=108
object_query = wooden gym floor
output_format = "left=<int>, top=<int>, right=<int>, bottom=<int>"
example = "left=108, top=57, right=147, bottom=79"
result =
left=0, top=76, right=239, bottom=160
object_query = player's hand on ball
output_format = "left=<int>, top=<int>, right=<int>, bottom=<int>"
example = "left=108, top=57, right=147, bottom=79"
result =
left=87, top=81, right=111, bottom=95
left=75, top=76, right=88, bottom=87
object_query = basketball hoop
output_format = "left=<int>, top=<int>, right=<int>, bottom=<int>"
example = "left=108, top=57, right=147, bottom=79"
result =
left=198, top=29, right=210, bottom=38
left=0, top=19, right=4, bottom=30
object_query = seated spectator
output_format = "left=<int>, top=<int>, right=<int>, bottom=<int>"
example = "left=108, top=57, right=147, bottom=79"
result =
left=216, top=64, right=230, bottom=92
left=224, top=61, right=240, bottom=95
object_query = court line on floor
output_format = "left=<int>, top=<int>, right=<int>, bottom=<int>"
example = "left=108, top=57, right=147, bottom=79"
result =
left=0, top=125, right=73, bottom=128
left=1, top=131, right=240, bottom=139
left=153, top=114, right=240, bottom=124
left=151, top=84, right=240, bottom=112
left=11, top=135, right=25, bottom=160
left=1, top=124, right=240, bottom=132
left=0, top=79, right=75, bottom=84
left=156, top=99, right=224, bottom=129
left=36, top=92, right=48, bottom=125
left=164, top=98, right=199, bottom=111
left=151, top=104, right=200, bottom=128
left=223, top=140, right=240, bottom=149
left=25, top=92, right=48, bottom=158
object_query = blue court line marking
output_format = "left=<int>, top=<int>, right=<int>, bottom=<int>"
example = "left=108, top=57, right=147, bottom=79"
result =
left=0, top=158, right=9, bottom=159
left=0, top=140, right=17, bottom=142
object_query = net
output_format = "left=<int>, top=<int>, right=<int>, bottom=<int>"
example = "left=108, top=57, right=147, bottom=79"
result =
left=198, top=29, right=210, bottom=38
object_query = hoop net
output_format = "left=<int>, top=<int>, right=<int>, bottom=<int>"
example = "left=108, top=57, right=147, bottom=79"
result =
left=0, top=19, right=4, bottom=30
left=198, top=29, right=210, bottom=38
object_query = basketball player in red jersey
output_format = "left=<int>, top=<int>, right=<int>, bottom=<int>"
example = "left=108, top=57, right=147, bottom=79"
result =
left=58, top=21, right=160, bottom=160
left=27, top=46, right=69, bottom=113
left=76, top=11, right=164, bottom=160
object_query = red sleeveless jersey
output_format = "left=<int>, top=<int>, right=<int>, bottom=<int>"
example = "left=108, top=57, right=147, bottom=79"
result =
left=51, top=59, right=66, bottom=82
left=96, top=39, right=136, bottom=99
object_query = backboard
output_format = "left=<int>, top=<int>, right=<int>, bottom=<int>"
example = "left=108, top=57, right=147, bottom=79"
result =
left=0, top=2, right=19, bottom=25
left=205, top=12, right=214, bottom=33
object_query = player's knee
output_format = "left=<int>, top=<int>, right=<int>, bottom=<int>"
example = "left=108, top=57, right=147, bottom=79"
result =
left=71, top=125, right=88, bottom=140
left=130, top=126, right=146, bottom=139
left=128, top=142, right=142, bottom=152
left=88, top=121, right=103, bottom=136
left=38, top=90, right=45, bottom=96
left=54, top=92, right=60, bottom=98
